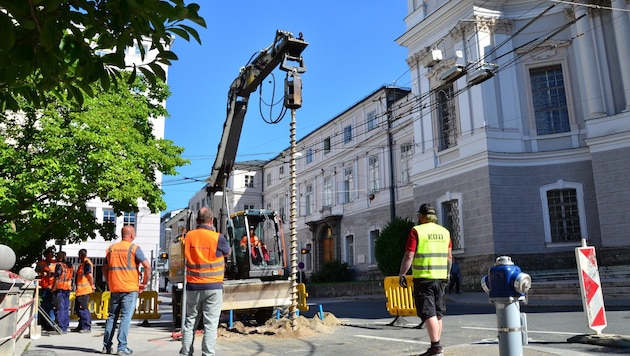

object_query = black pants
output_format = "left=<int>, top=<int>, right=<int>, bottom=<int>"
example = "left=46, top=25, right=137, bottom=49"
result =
left=448, top=275, right=460, bottom=294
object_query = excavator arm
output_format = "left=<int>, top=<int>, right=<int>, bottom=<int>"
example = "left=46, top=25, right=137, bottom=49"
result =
left=206, top=30, right=308, bottom=193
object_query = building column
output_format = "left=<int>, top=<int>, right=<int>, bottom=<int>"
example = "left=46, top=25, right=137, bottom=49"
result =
left=574, top=5, right=606, bottom=118
left=611, top=0, right=630, bottom=111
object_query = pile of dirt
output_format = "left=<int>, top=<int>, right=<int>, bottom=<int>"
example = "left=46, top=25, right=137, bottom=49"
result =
left=217, top=312, right=340, bottom=339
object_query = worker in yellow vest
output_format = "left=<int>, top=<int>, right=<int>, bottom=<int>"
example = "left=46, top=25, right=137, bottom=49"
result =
left=399, top=203, right=452, bottom=356
left=73, top=248, right=95, bottom=333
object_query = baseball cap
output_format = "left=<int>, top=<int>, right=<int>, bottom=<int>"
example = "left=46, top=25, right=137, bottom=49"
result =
left=418, top=203, right=435, bottom=215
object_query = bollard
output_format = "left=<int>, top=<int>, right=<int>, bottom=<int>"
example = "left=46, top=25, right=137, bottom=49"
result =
left=481, top=256, right=531, bottom=356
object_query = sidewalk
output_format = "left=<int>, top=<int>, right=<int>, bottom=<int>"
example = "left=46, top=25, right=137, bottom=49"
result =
left=445, top=291, right=630, bottom=308
left=16, top=292, right=630, bottom=356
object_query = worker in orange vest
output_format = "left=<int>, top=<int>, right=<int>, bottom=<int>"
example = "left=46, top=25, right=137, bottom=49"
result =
left=102, top=225, right=151, bottom=355
left=240, top=226, right=270, bottom=265
left=51, top=251, right=73, bottom=333
left=73, top=248, right=95, bottom=333
left=180, top=207, right=231, bottom=356
left=35, top=246, right=57, bottom=331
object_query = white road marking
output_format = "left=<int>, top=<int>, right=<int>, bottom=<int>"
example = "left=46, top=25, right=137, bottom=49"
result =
left=461, top=326, right=580, bottom=336
left=354, top=334, right=430, bottom=345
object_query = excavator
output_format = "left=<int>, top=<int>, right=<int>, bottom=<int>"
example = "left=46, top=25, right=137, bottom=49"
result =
left=168, top=30, right=307, bottom=326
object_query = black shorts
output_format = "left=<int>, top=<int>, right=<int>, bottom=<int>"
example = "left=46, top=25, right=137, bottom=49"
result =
left=413, top=279, right=447, bottom=321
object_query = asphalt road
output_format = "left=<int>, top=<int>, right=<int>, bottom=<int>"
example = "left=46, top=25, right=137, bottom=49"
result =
left=19, top=294, right=630, bottom=356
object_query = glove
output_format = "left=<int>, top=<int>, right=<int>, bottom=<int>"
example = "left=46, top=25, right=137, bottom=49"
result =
left=399, top=275, right=408, bottom=289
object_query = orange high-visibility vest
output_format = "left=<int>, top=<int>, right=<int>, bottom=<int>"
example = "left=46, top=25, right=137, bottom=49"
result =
left=75, top=257, right=94, bottom=296
left=56, top=263, right=74, bottom=291
left=37, top=259, right=56, bottom=289
left=106, top=241, right=140, bottom=292
left=185, top=228, right=225, bottom=285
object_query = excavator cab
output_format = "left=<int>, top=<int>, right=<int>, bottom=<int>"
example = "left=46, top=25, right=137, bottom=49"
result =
left=227, top=209, right=286, bottom=280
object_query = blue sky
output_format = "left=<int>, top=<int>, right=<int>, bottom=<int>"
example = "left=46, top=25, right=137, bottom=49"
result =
left=161, top=1, right=411, bottom=212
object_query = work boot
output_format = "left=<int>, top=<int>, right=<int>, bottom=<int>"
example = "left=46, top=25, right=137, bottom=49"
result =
left=418, top=345, right=443, bottom=356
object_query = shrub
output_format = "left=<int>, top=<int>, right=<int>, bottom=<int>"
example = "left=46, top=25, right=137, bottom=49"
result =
left=310, top=260, right=352, bottom=283
left=375, top=217, right=415, bottom=276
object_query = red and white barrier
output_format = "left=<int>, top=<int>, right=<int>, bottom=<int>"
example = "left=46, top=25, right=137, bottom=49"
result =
left=575, top=243, right=607, bottom=334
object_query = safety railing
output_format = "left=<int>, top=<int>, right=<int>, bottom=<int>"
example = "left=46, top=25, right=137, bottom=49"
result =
left=0, top=271, right=39, bottom=356
left=383, top=275, right=417, bottom=321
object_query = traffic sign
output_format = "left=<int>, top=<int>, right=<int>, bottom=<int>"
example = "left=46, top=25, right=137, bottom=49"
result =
left=575, top=244, right=606, bottom=334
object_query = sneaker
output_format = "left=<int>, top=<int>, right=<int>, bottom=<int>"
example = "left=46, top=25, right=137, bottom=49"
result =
left=79, top=329, right=91, bottom=333
left=418, top=346, right=443, bottom=356
left=101, top=347, right=112, bottom=354
left=117, top=348, right=133, bottom=355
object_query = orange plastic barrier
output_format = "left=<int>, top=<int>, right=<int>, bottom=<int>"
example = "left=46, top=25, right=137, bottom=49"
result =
left=383, top=276, right=416, bottom=317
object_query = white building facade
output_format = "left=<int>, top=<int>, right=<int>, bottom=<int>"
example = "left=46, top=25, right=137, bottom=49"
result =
left=396, top=0, right=630, bottom=279
left=263, top=87, right=414, bottom=279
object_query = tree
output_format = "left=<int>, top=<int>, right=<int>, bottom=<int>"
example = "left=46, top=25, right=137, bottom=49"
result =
left=374, top=217, right=415, bottom=276
left=0, top=72, right=189, bottom=269
left=0, top=0, right=205, bottom=110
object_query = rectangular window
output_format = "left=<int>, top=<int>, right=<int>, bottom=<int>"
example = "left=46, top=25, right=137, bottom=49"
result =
left=368, top=155, right=380, bottom=193
left=369, top=229, right=380, bottom=264
left=530, top=65, right=570, bottom=135
left=400, top=143, right=413, bottom=184
left=343, top=125, right=352, bottom=144
left=123, top=212, right=135, bottom=227
left=103, top=209, right=116, bottom=224
left=547, top=189, right=581, bottom=242
left=367, top=110, right=377, bottom=131
left=306, top=148, right=313, bottom=164
left=345, top=235, right=355, bottom=266
left=437, top=84, right=457, bottom=150
left=441, top=200, right=462, bottom=250
left=279, top=196, right=286, bottom=223
left=323, top=137, right=331, bottom=154
left=279, top=166, right=284, bottom=178
left=244, top=175, right=254, bottom=188
left=305, top=184, right=313, bottom=215
left=323, top=176, right=332, bottom=208
left=343, top=167, right=353, bottom=203
left=266, top=172, right=271, bottom=187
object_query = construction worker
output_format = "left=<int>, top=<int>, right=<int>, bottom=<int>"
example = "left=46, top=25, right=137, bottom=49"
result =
left=399, top=203, right=452, bottom=356
left=73, top=248, right=95, bottom=333
left=35, top=246, right=57, bottom=331
left=180, top=207, right=230, bottom=356
left=240, top=226, right=269, bottom=264
left=51, top=251, right=73, bottom=333
left=102, top=225, right=151, bottom=355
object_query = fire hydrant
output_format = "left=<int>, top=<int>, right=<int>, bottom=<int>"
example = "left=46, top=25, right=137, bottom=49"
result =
left=481, top=256, right=532, bottom=356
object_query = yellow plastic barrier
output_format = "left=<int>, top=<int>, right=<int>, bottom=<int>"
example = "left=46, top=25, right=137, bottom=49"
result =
left=97, top=291, right=110, bottom=319
left=297, top=283, right=309, bottom=312
left=384, top=275, right=416, bottom=317
left=69, top=292, right=107, bottom=320
left=69, top=290, right=160, bottom=321
left=132, top=291, right=161, bottom=320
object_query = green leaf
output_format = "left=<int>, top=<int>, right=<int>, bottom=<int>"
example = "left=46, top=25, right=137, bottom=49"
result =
left=178, top=24, right=201, bottom=44
left=0, top=13, right=15, bottom=51
left=168, top=27, right=190, bottom=41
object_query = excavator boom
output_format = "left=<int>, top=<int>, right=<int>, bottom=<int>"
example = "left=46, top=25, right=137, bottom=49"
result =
left=207, top=30, right=308, bottom=193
